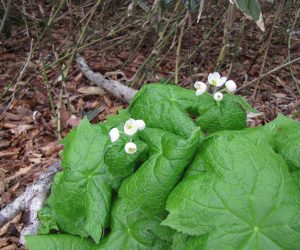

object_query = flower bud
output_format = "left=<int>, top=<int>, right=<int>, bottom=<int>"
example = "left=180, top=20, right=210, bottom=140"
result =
left=213, top=92, right=223, bottom=102
left=225, top=80, right=237, bottom=92
left=125, top=142, right=137, bottom=154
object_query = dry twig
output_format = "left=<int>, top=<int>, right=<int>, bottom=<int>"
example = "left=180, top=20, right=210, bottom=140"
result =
left=76, top=54, right=137, bottom=103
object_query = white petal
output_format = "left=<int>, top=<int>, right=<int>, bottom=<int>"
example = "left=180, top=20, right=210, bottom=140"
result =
left=136, top=120, right=146, bottom=130
left=213, top=92, right=223, bottom=102
left=194, top=81, right=205, bottom=89
left=124, top=119, right=138, bottom=136
left=219, top=77, right=227, bottom=86
left=225, top=80, right=237, bottom=92
left=194, top=81, right=207, bottom=90
left=195, top=86, right=207, bottom=96
left=109, top=128, right=120, bottom=142
left=208, top=73, right=214, bottom=84
left=124, top=142, right=137, bottom=154
left=212, top=72, right=221, bottom=81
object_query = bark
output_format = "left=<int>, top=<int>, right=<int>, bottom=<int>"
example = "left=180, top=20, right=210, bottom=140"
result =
left=0, top=161, right=61, bottom=227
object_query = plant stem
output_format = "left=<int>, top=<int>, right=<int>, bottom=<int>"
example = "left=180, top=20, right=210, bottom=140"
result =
left=175, top=12, right=188, bottom=84
left=0, top=0, right=13, bottom=34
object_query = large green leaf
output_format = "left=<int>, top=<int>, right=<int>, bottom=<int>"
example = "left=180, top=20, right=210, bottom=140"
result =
left=25, top=235, right=94, bottom=250
left=263, top=114, right=300, bottom=171
left=129, top=84, right=249, bottom=136
left=105, top=136, right=148, bottom=189
left=95, top=201, right=172, bottom=250
left=129, top=84, right=203, bottom=137
left=164, top=133, right=300, bottom=249
left=196, top=94, right=247, bottom=133
left=45, top=118, right=111, bottom=243
left=98, top=127, right=201, bottom=249
left=118, top=127, right=201, bottom=217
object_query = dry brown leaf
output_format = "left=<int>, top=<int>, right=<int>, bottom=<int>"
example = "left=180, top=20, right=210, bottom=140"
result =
left=10, top=125, right=34, bottom=136
left=77, top=86, right=105, bottom=96
left=89, top=100, right=102, bottom=109
left=0, top=123, right=17, bottom=129
left=103, top=96, right=112, bottom=108
left=273, top=93, right=287, bottom=98
left=0, top=214, right=21, bottom=237
left=3, top=113, right=21, bottom=122
left=7, top=166, right=32, bottom=183
left=104, top=70, right=128, bottom=81
left=66, top=115, right=81, bottom=128
left=0, top=149, right=19, bottom=158
left=0, top=141, right=10, bottom=150
left=60, top=105, right=72, bottom=129
left=27, top=152, right=43, bottom=164
left=10, top=182, right=19, bottom=193
left=0, top=239, right=9, bottom=248
left=74, top=72, right=83, bottom=82
left=0, top=244, right=17, bottom=250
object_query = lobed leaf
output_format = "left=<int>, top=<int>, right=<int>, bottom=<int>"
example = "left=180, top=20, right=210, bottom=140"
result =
left=164, top=133, right=300, bottom=249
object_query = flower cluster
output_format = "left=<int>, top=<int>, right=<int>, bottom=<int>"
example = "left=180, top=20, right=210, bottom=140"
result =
left=194, top=72, right=237, bottom=102
left=109, top=118, right=145, bottom=154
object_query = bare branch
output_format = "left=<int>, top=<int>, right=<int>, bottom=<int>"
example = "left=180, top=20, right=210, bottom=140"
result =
left=76, top=54, right=137, bottom=103
left=0, top=161, right=61, bottom=228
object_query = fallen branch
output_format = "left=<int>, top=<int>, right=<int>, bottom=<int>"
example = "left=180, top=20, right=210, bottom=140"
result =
left=76, top=54, right=137, bottom=103
left=0, top=161, right=61, bottom=228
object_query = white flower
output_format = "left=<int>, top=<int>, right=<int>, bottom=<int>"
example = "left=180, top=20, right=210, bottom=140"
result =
left=225, top=80, right=237, bottom=92
left=124, top=119, right=138, bottom=136
left=194, top=81, right=207, bottom=96
left=125, top=142, right=137, bottom=154
left=208, top=72, right=227, bottom=87
left=213, top=92, right=223, bottom=102
left=136, top=120, right=146, bottom=130
left=109, top=128, right=120, bottom=143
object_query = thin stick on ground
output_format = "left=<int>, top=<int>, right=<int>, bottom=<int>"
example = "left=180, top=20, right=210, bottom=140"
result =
left=252, top=1, right=284, bottom=100
left=0, top=38, right=34, bottom=120
left=237, top=56, right=300, bottom=92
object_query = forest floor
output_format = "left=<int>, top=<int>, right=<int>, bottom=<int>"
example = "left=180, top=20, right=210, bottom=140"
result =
left=0, top=1, right=300, bottom=249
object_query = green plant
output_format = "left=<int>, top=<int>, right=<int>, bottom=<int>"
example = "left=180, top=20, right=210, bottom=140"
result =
left=25, top=81, right=300, bottom=250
